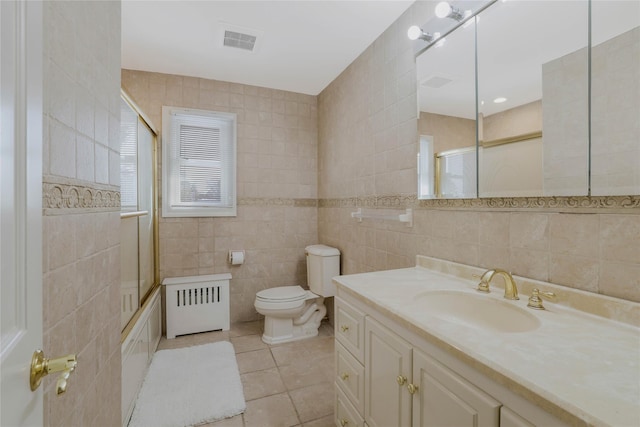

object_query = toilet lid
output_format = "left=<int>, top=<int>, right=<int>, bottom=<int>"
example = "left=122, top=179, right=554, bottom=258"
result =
left=256, top=286, right=307, bottom=302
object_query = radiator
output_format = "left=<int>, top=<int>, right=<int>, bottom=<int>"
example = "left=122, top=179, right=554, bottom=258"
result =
left=162, top=273, right=231, bottom=339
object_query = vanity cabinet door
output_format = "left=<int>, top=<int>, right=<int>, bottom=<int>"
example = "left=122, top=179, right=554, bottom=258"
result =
left=364, top=317, right=412, bottom=427
left=412, top=348, right=500, bottom=427
left=500, top=407, right=535, bottom=427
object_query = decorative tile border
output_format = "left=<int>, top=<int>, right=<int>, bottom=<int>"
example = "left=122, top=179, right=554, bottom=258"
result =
left=42, top=180, right=638, bottom=214
left=43, top=180, right=120, bottom=211
left=320, top=195, right=640, bottom=213
left=239, top=197, right=318, bottom=207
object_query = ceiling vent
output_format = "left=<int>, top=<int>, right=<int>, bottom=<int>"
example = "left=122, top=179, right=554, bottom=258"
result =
left=220, top=23, right=262, bottom=53
left=421, top=75, right=453, bottom=89
left=223, top=30, right=257, bottom=51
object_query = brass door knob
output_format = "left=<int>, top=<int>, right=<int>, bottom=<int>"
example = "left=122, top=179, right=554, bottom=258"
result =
left=30, top=350, right=77, bottom=394
left=407, top=383, right=419, bottom=394
left=340, top=418, right=349, bottom=426
left=396, top=375, right=407, bottom=385
left=340, top=325, right=349, bottom=332
left=341, top=372, right=350, bottom=381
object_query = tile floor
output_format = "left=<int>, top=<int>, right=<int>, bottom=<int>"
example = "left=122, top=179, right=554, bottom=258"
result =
left=156, top=320, right=336, bottom=427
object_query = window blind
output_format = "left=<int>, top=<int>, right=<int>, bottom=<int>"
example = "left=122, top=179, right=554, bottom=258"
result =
left=163, top=106, right=237, bottom=217
left=120, top=99, right=138, bottom=210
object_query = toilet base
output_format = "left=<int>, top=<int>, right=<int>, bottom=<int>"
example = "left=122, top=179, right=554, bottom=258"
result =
left=260, top=298, right=326, bottom=345
left=261, top=326, right=319, bottom=345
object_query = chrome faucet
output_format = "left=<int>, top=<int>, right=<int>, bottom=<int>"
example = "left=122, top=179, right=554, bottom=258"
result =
left=476, top=268, right=519, bottom=300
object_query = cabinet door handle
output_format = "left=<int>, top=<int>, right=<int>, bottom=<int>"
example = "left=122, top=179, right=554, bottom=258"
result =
left=396, top=375, right=407, bottom=385
left=340, top=418, right=349, bottom=426
left=408, top=383, right=419, bottom=394
left=340, top=325, right=349, bottom=332
left=341, top=372, right=350, bottom=381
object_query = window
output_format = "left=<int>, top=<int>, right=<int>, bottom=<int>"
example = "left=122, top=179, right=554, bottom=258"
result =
left=162, top=106, right=237, bottom=217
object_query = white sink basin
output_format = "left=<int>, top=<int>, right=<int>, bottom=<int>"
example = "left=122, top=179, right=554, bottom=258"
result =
left=410, top=290, right=540, bottom=333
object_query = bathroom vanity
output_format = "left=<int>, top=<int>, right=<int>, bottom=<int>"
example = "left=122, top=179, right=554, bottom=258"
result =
left=333, top=256, right=640, bottom=427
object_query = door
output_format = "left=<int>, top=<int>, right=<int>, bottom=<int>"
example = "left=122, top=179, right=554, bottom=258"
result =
left=364, top=317, right=412, bottom=427
left=412, top=349, right=500, bottom=427
left=1, top=0, right=44, bottom=425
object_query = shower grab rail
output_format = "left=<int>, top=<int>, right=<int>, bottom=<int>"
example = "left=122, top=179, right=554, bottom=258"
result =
left=350, top=208, right=413, bottom=227
left=120, top=210, right=149, bottom=219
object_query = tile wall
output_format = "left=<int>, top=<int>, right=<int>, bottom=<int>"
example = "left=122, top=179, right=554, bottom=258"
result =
left=121, top=70, right=319, bottom=322
left=317, top=2, right=640, bottom=303
left=42, top=1, right=122, bottom=426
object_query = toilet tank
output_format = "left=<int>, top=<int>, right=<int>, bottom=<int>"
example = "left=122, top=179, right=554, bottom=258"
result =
left=305, top=245, right=340, bottom=297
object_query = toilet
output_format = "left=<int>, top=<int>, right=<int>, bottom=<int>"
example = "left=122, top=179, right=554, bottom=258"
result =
left=254, top=244, right=340, bottom=344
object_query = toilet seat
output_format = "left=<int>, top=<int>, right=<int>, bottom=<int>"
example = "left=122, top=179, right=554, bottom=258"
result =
left=255, top=286, right=308, bottom=303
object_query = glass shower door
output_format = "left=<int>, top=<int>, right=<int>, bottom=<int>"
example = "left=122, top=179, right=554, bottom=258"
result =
left=120, top=95, right=157, bottom=330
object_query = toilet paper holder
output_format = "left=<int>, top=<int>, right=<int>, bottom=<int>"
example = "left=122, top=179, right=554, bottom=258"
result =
left=228, top=250, right=245, bottom=265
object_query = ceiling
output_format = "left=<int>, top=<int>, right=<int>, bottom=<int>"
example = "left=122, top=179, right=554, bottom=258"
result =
left=121, top=0, right=414, bottom=96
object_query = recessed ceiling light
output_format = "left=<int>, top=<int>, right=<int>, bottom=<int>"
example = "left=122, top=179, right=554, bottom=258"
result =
left=493, top=97, right=507, bottom=103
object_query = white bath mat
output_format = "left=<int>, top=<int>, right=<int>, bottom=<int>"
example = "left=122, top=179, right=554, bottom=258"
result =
left=128, top=341, right=246, bottom=427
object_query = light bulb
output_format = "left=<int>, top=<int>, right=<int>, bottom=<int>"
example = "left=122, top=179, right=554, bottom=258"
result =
left=493, top=97, right=507, bottom=104
left=435, top=2, right=452, bottom=18
left=407, top=25, right=423, bottom=41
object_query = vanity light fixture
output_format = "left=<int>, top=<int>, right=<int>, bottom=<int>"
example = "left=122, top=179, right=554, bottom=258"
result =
left=435, top=2, right=467, bottom=22
left=407, top=25, right=440, bottom=43
left=493, top=97, right=507, bottom=103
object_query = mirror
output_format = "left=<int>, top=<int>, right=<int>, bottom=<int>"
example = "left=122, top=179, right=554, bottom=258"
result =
left=590, top=1, right=640, bottom=196
left=477, top=0, right=589, bottom=197
left=417, top=16, right=477, bottom=198
left=416, top=0, right=640, bottom=199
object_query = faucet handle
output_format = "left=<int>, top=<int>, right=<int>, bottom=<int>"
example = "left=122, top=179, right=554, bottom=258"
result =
left=476, top=281, right=490, bottom=293
left=527, top=288, right=556, bottom=310
left=473, top=273, right=490, bottom=293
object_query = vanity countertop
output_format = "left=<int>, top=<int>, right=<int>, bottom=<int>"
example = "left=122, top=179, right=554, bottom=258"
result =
left=333, top=258, right=640, bottom=427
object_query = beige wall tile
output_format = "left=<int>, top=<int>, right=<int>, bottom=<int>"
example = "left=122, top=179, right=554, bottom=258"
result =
left=49, top=120, right=76, bottom=178
left=550, top=213, right=599, bottom=258
left=510, top=212, right=550, bottom=251
left=549, top=254, right=599, bottom=292
left=46, top=215, right=77, bottom=270
left=600, top=214, right=640, bottom=264
left=478, top=212, right=510, bottom=247
left=509, top=248, right=549, bottom=281
left=599, top=261, right=640, bottom=302
left=478, top=245, right=511, bottom=270
left=94, top=144, right=109, bottom=184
